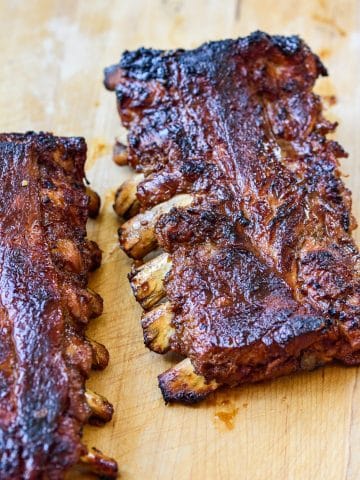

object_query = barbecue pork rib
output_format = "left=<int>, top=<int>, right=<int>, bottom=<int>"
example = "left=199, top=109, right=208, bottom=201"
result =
left=0, top=132, right=118, bottom=479
left=105, top=31, right=360, bottom=404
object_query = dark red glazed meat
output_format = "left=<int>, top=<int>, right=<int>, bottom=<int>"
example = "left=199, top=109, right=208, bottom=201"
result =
left=105, top=32, right=360, bottom=404
left=0, top=132, right=117, bottom=478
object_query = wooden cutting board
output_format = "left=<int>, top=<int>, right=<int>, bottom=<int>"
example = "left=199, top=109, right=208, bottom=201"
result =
left=1, top=1, right=359, bottom=478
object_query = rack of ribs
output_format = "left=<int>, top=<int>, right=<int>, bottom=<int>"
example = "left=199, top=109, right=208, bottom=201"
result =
left=0, top=132, right=118, bottom=478
left=104, top=31, right=360, bottom=404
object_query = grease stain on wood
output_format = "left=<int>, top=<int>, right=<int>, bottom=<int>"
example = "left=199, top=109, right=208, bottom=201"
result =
left=312, top=13, right=347, bottom=37
left=318, top=47, right=332, bottom=59
left=214, top=399, right=240, bottom=431
left=87, top=139, right=111, bottom=169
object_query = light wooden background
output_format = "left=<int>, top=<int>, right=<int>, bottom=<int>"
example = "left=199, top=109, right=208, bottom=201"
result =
left=1, top=1, right=359, bottom=479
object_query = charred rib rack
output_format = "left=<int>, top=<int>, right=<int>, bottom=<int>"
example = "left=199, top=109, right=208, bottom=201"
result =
left=0, top=132, right=118, bottom=478
left=105, top=32, right=360, bottom=404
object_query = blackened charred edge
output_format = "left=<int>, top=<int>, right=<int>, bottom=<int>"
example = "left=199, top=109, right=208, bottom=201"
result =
left=120, top=48, right=171, bottom=83
left=104, top=31, right=327, bottom=89
left=270, top=316, right=326, bottom=346
left=0, top=131, right=87, bottom=161
left=158, top=374, right=211, bottom=405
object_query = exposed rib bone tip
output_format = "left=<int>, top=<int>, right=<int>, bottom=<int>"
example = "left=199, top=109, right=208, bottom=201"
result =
left=67, top=287, right=103, bottom=323
left=119, top=194, right=192, bottom=259
left=88, top=338, right=110, bottom=370
left=142, top=302, right=174, bottom=353
left=158, top=358, right=219, bottom=404
left=113, top=140, right=128, bottom=166
left=85, top=288, right=104, bottom=319
left=86, top=187, right=101, bottom=218
left=129, top=253, right=171, bottom=309
left=85, top=389, right=114, bottom=425
left=79, top=447, right=118, bottom=478
left=114, top=173, right=144, bottom=217
left=84, top=240, right=102, bottom=272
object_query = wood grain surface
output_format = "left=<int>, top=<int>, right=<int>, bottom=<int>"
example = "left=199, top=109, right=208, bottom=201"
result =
left=1, top=1, right=359, bottom=479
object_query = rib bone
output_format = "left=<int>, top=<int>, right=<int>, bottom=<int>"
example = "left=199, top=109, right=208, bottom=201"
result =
left=119, top=194, right=192, bottom=259
left=141, top=302, right=174, bottom=353
left=158, top=358, right=220, bottom=404
left=67, top=288, right=104, bottom=323
left=88, top=338, right=110, bottom=370
left=86, top=187, right=101, bottom=218
left=85, top=389, right=114, bottom=425
left=113, top=140, right=128, bottom=165
left=83, top=240, right=102, bottom=272
left=78, top=448, right=118, bottom=478
left=114, top=173, right=144, bottom=217
left=129, top=253, right=171, bottom=309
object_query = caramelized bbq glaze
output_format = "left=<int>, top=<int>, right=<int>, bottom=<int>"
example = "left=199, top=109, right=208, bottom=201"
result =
left=105, top=32, right=360, bottom=401
left=0, top=133, right=117, bottom=478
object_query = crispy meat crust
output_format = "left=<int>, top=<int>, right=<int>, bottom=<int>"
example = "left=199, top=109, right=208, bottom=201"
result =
left=105, top=32, right=360, bottom=399
left=0, top=132, right=110, bottom=478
